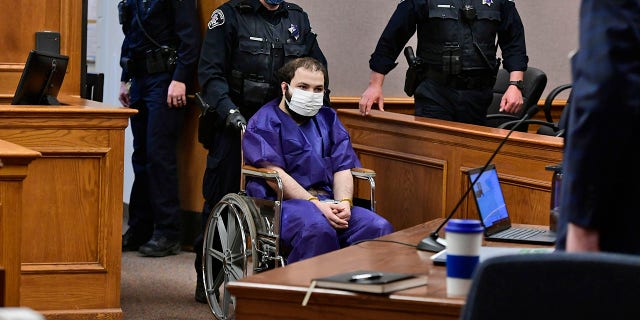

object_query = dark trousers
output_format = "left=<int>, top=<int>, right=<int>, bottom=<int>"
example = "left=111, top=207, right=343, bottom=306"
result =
left=193, top=127, right=242, bottom=274
left=128, top=72, right=186, bottom=242
left=414, top=79, right=493, bottom=126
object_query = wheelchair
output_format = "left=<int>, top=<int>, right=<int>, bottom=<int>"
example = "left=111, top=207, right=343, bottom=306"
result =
left=201, top=158, right=377, bottom=320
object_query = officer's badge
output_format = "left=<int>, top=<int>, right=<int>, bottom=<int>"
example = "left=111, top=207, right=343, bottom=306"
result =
left=482, top=0, right=493, bottom=6
left=208, top=9, right=224, bottom=29
left=288, top=24, right=299, bottom=41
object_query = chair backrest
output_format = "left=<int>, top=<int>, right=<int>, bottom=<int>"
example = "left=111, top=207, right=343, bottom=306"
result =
left=486, top=67, right=547, bottom=130
left=460, top=252, right=640, bottom=320
left=82, top=73, right=105, bottom=102
left=536, top=84, right=572, bottom=137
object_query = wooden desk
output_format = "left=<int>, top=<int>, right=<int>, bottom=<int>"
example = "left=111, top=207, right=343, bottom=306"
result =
left=227, top=219, right=552, bottom=320
left=0, top=97, right=136, bottom=319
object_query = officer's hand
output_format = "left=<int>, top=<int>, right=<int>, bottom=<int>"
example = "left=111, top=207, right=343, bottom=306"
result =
left=167, top=80, right=187, bottom=108
left=119, top=81, right=131, bottom=107
left=499, top=86, right=524, bottom=114
left=359, top=72, right=386, bottom=116
left=225, top=109, right=247, bottom=130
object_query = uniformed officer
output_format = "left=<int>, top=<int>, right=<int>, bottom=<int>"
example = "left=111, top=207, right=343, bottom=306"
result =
left=194, top=0, right=327, bottom=303
left=118, top=0, right=200, bottom=256
left=359, top=0, right=528, bottom=126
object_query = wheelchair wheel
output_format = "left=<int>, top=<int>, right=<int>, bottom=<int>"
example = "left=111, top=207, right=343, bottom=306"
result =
left=202, top=193, right=258, bottom=320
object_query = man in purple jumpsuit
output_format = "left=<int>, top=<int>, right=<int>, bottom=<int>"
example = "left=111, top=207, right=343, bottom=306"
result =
left=242, top=57, right=394, bottom=263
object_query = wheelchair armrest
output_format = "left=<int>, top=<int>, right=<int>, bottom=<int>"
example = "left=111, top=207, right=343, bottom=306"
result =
left=350, top=168, right=377, bottom=212
left=351, top=167, right=376, bottom=179
left=241, top=165, right=284, bottom=202
left=242, top=165, right=280, bottom=179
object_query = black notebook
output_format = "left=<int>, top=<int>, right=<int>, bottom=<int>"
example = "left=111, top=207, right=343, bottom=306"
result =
left=312, top=270, right=428, bottom=294
left=468, top=164, right=556, bottom=245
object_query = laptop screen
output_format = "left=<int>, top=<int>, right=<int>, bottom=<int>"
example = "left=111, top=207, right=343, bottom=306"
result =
left=468, top=164, right=511, bottom=233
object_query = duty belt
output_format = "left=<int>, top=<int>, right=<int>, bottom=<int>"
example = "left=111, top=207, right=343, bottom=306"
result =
left=425, top=68, right=495, bottom=90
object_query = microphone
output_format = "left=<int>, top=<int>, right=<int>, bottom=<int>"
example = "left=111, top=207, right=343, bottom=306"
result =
left=416, top=106, right=540, bottom=252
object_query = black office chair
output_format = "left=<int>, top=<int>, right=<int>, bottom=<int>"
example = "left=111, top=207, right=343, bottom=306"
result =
left=486, top=67, right=547, bottom=132
left=460, top=252, right=640, bottom=320
left=82, top=73, right=105, bottom=102
left=500, top=84, right=572, bottom=137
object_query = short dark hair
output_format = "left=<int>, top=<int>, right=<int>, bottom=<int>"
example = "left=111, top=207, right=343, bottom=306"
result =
left=277, top=57, right=328, bottom=88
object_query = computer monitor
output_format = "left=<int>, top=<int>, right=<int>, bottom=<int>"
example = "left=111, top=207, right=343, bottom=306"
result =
left=11, top=50, right=69, bottom=105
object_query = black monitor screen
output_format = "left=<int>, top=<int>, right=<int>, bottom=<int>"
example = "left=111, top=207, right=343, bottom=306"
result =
left=11, top=50, right=69, bottom=105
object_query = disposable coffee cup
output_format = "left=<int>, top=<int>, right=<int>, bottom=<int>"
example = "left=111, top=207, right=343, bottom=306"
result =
left=445, top=219, right=483, bottom=297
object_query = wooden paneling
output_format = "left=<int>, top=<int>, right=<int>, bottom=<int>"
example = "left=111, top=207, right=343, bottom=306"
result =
left=0, top=140, right=41, bottom=307
left=0, top=96, right=136, bottom=319
left=338, top=109, right=564, bottom=231
left=0, top=0, right=83, bottom=97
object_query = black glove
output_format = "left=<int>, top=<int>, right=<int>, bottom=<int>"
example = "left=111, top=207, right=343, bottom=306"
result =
left=225, top=109, right=247, bottom=130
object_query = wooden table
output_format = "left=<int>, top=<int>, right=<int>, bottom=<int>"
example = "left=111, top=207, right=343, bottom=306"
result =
left=227, top=219, right=552, bottom=320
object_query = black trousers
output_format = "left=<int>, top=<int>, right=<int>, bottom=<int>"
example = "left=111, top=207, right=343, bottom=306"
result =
left=413, top=78, right=493, bottom=126
left=193, top=127, right=242, bottom=274
left=127, top=72, right=186, bottom=242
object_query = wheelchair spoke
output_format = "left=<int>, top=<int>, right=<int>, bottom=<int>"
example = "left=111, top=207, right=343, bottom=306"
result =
left=226, top=207, right=243, bottom=252
left=206, top=245, right=225, bottom=263
left=215, top=213, right=229, bottom=250
left=218, top=269, right=236, bottom=319
left=227, top=261, right=244, bottom=281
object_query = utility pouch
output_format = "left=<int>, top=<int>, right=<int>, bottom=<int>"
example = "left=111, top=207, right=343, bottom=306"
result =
left=443, top=42, right=462, bottom=75
left=243, top=77, right=271, bottom=108
left=145, top=46, right=177, bottom=74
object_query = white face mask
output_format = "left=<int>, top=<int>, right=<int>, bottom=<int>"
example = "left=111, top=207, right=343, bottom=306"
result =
left=285, top=85, right=324, bottom=117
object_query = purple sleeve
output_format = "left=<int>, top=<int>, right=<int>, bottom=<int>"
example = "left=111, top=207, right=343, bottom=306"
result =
left=242, top=112, right=285, bottom=169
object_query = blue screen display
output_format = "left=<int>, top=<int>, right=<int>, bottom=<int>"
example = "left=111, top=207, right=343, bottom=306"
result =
left=470, top=168, right=509, bottom=228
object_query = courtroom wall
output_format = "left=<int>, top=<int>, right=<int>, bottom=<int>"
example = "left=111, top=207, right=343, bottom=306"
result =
left=295, top=0, right=580, bottom=98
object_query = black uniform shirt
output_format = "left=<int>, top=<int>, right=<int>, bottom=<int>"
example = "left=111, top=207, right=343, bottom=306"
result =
left=370, top=0, right=527, bottom=75
left=120, top=0, right=201, bottom=83
left=198, top=0, right=327, bottom=120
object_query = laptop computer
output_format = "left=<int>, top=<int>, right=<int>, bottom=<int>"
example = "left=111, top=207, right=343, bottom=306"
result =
left=468, top=164, right=556, bottom=245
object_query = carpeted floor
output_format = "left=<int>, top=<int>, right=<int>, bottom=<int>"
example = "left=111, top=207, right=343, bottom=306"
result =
left=121, top=250, right=212, bottom=320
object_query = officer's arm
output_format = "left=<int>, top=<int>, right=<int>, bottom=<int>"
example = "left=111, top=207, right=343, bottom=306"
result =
left=198, top=5, right=239, bottom=125
left=120, top=39, right=132, bottom=83
left=497, top=1, right=528, bottom=73
left=119, top=1, right=132, bottom=83
left=171, top=0, right=201, bottom=84
left=369, top=0, right=419, bottom=75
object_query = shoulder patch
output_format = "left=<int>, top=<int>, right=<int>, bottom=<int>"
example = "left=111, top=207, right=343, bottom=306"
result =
left=208, top=9, right=225, bottom=29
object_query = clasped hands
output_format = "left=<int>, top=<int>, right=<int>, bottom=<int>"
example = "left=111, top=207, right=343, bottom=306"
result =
left=310, top=199, right=351, bottom=229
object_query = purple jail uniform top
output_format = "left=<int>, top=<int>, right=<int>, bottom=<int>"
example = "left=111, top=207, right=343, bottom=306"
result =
left=241, top=99, right=393, bottom=264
